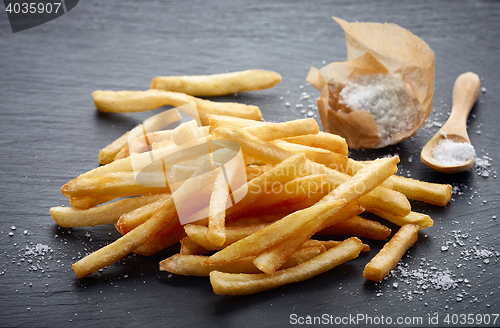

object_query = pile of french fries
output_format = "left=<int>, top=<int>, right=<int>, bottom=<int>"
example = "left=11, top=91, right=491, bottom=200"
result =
left=50, top=70, right=452, bottom=295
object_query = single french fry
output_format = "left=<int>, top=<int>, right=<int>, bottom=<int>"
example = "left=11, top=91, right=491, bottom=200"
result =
left=93, top=89, right=171, bottom=113
left=72, top=196, right=178, bottom=278
left=282, top=132, right=348, bottom=156
left=185, top=223, right=269, bottom=251
left=207, top=114, right=266, bottom=133
left=209, top=237, right=363, bottom=295
left=160, top=246, right=326, bottom=277
left=150, top=70, right=282, bottom=97
left=272, top=140, right=348, bottom=172
left=390, top=175, right=452, bottom=206
left=206, top=147, right=243, bottom=246
left=373, top=210, right=433, bottom=229
left=50, top=194, right=169, bottom=228
left=363, top=224, right=420, bottom=281
left=358, top=186, right=411, bottom=219
left=207, top=168, right=230, bottom=247
left=180, top=237, right=210, bottom=255
left=345, top=159, right=451, bottom=206
left=62, top=172, right=170, bottom=199
left=68, top=196, right=116, bottom=209
left=317, top=215, right=391, bottom=240
left=115, top=198, right=170, bottom=235
left=302, top=239, right=370, bottom=252
left=243, top=118, right=319, bottom=141
left=92, top=89, right=262, bottom=125
left=99, top=132, right=129, bottom=165
left=161, top=254, right=263, bottom=276
left=133, top=224, right=186, bottom=256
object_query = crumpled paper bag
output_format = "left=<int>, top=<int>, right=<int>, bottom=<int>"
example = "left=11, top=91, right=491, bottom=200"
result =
left=307, top=17, right=435, bottom=148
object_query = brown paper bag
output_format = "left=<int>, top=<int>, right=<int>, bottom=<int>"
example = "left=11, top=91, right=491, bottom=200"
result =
left=307, top=17, right=435, bottom=148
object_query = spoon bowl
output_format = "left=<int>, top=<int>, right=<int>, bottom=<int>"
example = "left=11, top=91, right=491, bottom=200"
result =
left=420, top=72, right=480, bottom=173
left=421, top=133, right=474, bottom=174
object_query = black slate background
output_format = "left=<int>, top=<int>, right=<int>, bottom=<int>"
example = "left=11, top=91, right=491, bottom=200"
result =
left=0, top=1, right=499, bottom=327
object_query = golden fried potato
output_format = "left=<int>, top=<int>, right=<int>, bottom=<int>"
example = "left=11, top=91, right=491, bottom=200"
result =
left=150, top=69, right=281, bottom=97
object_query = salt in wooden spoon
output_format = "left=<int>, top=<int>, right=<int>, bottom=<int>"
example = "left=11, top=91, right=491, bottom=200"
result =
left=421, top=72, right=480, bottom=173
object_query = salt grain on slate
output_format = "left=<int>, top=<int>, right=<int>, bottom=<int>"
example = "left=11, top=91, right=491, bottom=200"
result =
left=475, top=155, right=492, bottom=177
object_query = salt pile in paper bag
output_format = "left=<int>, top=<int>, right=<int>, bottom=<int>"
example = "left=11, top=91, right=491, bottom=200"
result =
left=307, top=17, right=435, bottom=148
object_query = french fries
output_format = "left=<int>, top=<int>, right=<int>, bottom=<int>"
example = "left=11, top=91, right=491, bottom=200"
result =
left=62, top=172, right=170, bottom=199
left=251, top=156, right=399, bottom=274
left=150, top=69, right=282, bottom=97
left=252, top=201, right=363, bottom=274
left=243, top=118, right=319, bottom=141
left=317, top=215, right=391, bottom=240
left=209, top=237, right=363, bottom=295
left=53, top=79, right=456, bottom=296
left=207, top=156, right=240, bottom=246
left=186, top=223, right=290, bottom=252
left=92, top=89, right=262, bottom=125
left=363, top=224, right=420, bottom=281
left=211, top=127, right=411, bottom=219
left=272, top=140, right=348, bottom=171
left=207, top=114, right=266, bottom=133
left=72, top=196, right=178, bottom=278
left=372, top=210, right=434, bottom=229
left=50, top=193, right=169, bottom=228
left=283, top=131, right=348, bottom=156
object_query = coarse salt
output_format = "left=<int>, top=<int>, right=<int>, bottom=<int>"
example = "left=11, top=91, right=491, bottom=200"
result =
left=339, top=74, right=421, bottom=147
left=431, top=139, right=475, bottom=166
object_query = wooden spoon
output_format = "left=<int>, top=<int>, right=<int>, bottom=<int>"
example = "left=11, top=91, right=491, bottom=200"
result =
left=421, top=72, right=480, bottom=173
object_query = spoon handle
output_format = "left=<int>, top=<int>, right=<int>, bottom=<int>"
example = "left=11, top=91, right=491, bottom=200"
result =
left=441, top=72, right=480, bottom=141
